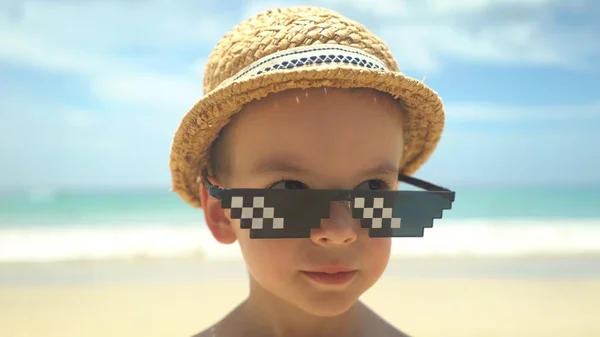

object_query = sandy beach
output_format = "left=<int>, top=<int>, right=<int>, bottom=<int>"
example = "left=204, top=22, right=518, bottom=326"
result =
left=1, top=258, right=599, bottom=337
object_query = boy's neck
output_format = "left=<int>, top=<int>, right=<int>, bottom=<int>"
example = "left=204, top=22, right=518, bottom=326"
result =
left=245, top=298, right=363, bottom=337
left=217, top=281, right=367, bottom=337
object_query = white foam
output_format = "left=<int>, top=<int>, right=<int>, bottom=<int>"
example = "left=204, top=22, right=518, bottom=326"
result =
left=0, top=223, right=236, bottom=263
left=1, top=219, right=599, bottom=263
left=391, top=219, right=600, bottom=257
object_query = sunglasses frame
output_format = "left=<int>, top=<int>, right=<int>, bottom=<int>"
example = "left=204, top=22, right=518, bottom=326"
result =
left=204, top=174, right=456, bottom=239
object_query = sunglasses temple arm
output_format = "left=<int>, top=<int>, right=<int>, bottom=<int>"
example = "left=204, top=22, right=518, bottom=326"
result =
left=200, top=173, right=226, bottom=200
left=398, top=174, right=452, bottom=192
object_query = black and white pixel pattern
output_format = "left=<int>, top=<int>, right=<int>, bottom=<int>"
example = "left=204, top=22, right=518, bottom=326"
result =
left=230, top=196, right=285, bottom=230
left=210, top=174, right=455, bottom=238
left=353, top=197, right=401, bottom=229
left=228, top=45, right=389, bottom=83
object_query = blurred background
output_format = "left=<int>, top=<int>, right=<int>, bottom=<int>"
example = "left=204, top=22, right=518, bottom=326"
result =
left=1, top=1, right=599, bottom=336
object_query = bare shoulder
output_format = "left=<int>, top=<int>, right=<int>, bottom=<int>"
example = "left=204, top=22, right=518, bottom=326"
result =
left=191, top=320, right=236, bottom=337
left=191, top=325, right=218, bottom=337
left=359, top=302, right=411, bottom=337
left=369, top=318, right=411, bottom=337
left=191, top=303, right=245, bottom=337
left=191, top=324, right=408, bottom=337
left=380, top=322, right=412, bottom=337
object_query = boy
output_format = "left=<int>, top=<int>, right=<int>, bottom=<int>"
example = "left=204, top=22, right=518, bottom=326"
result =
left=169, top=6, right=454, bottom=337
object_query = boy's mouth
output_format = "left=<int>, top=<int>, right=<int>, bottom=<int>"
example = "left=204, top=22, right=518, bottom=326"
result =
left=301, top=266, right=358, bottom=285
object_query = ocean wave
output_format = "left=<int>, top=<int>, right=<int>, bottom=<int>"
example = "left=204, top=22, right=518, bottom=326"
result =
left=1, top=219, right=599, bottom=263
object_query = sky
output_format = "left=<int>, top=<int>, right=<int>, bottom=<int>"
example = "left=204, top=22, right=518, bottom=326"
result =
left=0, top=0, right=599, bottom=191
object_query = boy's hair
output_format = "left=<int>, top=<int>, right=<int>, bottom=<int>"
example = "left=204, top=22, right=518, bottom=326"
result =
left=208, top=127, right=229, bottom=185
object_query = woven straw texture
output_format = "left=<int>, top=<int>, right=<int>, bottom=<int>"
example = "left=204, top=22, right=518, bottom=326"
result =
left=169, top=6, right=445, bottom=208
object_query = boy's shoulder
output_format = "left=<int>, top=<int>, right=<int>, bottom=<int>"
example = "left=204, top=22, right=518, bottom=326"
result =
left=193, top=327, right=409, bottom=337
left=374, top=321, right=412, bottom=337
left=191, top=327, right=217, bottom=337
left=361, top=303, right=412, bottom=337
left=191, top=308, right=411, bottom=337
left=192, top=326, right=411, bottom=337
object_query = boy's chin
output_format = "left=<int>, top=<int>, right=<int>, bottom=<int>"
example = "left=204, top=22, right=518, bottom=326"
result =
left=292, top=292, right=361, bottom=317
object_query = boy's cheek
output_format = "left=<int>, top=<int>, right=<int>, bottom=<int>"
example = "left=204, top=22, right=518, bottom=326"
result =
left=355, top=236, right=392, bottom=272
left=238, top=239, right=301, bottom=280
left=368, top=237, right=392, bottom=254
left=238, top=234, right=297, bottom=260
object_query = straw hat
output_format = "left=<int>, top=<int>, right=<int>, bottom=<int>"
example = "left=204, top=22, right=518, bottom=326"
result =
left=170, top=6, right=445, bottom=208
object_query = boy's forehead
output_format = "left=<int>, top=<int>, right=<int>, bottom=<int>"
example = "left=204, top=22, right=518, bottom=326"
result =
left=223, top=87, right=405, bottom=180
left=227, top=87, right=404, bottom=132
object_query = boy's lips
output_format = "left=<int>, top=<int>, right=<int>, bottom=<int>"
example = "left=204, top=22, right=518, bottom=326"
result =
left=306, top=265, right=356, bottom=274
left=301, top=266, right=358, bottom=285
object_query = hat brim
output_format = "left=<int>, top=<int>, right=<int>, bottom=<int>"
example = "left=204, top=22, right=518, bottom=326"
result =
left=170, top=64, right=445, bottom=208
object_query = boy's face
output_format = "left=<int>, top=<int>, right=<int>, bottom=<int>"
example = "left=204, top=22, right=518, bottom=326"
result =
left=202, top=87, right=404, bottom=317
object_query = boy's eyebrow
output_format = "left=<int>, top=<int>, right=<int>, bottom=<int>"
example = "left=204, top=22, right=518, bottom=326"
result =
left=250, top=156, right=308, bottom=175
left=361, top=161, right=399, bottom=177
left=250, top=156, right=399, bottom=177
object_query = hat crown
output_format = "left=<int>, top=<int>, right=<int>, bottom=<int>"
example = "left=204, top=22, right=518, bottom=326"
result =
left=203, top=6, right=400, bottom=94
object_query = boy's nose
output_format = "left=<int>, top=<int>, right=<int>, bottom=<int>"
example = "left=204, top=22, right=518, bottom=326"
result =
left=310, top=201, right=358, bottom=246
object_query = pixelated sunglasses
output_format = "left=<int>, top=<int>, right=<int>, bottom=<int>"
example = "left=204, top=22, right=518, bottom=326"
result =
left=206, top=174, right=455, bottom=239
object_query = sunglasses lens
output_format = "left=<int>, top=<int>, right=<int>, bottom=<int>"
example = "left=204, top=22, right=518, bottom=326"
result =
left=223, top=190, right=331, bottom=238
left=351, top=192, right=453, bottom=237
left=220, top=190, right=454, bottom=239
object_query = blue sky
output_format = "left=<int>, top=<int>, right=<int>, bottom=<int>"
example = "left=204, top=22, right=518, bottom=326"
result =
left=0, top=0, right=599, bottom=190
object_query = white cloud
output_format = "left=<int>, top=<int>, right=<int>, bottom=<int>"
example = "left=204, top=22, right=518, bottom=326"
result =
left=377, top=2, right=595, bottom=72
left=0, top=0, right=595, bottom=102
left=61, top=108, right=100, bottom=129
left=446, top=101, right=600, bottom=122
left=417, top=128, right=600, bottom=185
left=316, top=0, right=582, bottom=18
left=3, top=0, right=594, bottom=78
left=90, top=74, right=202, bottom=110
left=2, top=98, right=599, bottom=188
left=417, top=0, right=581, bottom=14
left=242, top=0, right=597, bottom=72
left=0, top=1, right=226, bottom=120
left=0, top=28, right=131, bottom=75
left=190, top=59, right=207, bottom=81
left=0, top=0, right=598, bottom=188
left=0, top=99, right=183, bottom=188
left=380, top=22, right=565, bottom=72
left=0, top=0, right=231, bottom=75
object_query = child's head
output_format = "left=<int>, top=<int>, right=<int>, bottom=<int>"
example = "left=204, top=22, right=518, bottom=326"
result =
left=202, top=87, right=403, bottom=316
left=169, top=6, right=447, bottom=318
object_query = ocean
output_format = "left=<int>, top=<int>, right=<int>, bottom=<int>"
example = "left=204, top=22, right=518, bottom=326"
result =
left=1, top=185, right=599, bottom=264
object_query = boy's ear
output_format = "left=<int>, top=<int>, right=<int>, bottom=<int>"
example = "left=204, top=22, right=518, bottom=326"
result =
left=199, top=178, right=237, bottom=244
